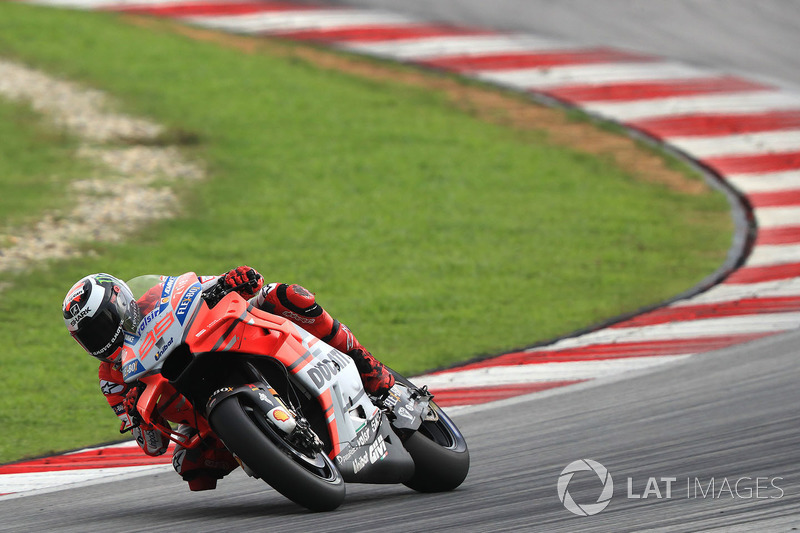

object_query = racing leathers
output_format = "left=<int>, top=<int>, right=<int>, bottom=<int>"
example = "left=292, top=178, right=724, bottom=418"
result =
left=99, top=268, right=395, bottom=491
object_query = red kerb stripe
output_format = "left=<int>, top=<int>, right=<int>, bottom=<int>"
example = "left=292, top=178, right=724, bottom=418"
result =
left=725, top=262, right=800, bottom=283
left=612, top=296, right=800, bottom=328
left=749, top=189, right=800, bottom=208
left=632, top=111, right=800, bottom=139
left=545, top=76, right=769, bottom=104
left=757, top=226, right=800, bottom=245
left=417, top=48, right=654, bottom=72
left=703, top=151, right=800, bottom=174
left=0, top=445, right=172, bottom=474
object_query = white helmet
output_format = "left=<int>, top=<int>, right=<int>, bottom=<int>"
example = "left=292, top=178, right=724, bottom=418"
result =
left=62, top=273, right=141, bottom=362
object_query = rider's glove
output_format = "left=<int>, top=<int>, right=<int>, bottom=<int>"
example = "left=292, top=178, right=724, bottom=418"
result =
left=223, top=266, right=263, bottom=299
left=119, top=386, right=143, bottom=433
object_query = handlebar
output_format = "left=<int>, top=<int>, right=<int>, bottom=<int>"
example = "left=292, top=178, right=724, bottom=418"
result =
left=202, top=276, right=260, bottom=308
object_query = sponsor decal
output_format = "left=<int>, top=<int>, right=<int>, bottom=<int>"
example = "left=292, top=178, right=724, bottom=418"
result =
left=154, top=337, right=175, bottom=361
left=94, top=274, right=117, bottom=284
left=137, top=309, right=161, bottom=335
left=350, top=435, right=389, bottom=474
left=337, top=445, right=360, bottom=465
left=91, top=323, right=123, bottom=358
left=175, top=284, right=201, bottom=325
left=100, top=380, right=125, bottom=396
left=305, top=349, right=352, bottom=389
left=351, top=422, right=374, bottom=448
left=138, top=313, right=175, bottom=358
left=63, top=281, right=86, bottom=314
left=159, top=277, right=177, bottom=312
left=383, top=391, right=400, bottom=410
left=122, top=359, right=145, bottom=379
left=353, top=451, right=369, bottom=474
left=282, top=310, right=316, bottom=325
left=68, top=307, right=92, bottom=327
left=368, top=434, right=387, bottom=464
left=270, top=408, right=290, bottom=422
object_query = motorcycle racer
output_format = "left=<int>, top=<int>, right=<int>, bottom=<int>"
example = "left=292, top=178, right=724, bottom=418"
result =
left=62, top=266, right=395, bottom=491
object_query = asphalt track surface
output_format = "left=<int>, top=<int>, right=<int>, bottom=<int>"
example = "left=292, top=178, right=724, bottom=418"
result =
left=3, top=2, right=800, bottom=531
left=327, top=0, right=800, bottom=90
left=2, top=330, right=799, bottom=532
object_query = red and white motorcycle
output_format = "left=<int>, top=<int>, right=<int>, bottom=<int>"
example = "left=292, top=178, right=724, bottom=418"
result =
left=120, top=272, right=469, bottom=511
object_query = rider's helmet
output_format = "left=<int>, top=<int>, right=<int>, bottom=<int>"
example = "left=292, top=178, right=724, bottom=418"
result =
left=62, top=273, right=141, bottom=363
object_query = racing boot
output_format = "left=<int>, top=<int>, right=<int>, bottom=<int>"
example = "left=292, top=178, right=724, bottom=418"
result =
left=346, top=347, right=395, bottom=398
left=172, top=424, right=238, bottom=491
left=253, top=283, right=396, bottom=397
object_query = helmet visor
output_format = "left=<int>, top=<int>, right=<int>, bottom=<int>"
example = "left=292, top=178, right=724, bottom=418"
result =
left=72, top=307, right=125, bottom=361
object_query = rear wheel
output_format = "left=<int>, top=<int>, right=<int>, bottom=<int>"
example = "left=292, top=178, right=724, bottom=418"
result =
left=390, top=371, right=470, bottom=492
left=209, top=395, right=345, bottom=511
left=402, top=402, right=470, bottom=492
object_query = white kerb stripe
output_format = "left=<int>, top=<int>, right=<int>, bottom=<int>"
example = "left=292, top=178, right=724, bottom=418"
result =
left=668, top=129, right=800, bottom=159
left=473, top=62, right=710, bottom=91
left=584, top=91, right=800, bottom=122
left=754, top=206, right=800, bottom=229
left=671, top=278, right=800, bottom=306
left=726, top=170, right=800, bottom=194
left=182, top=10, right=420, bottom=35
left=0, top=465, right=173, bottom=499
left=414, top=355, right=691, bottom=389
left=341, top=34, right=579, bottom=60
left=745, top=244, right=800, bottom=267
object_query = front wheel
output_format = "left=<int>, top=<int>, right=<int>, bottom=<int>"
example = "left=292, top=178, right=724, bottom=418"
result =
left=208, top=395, right=345, bottom=511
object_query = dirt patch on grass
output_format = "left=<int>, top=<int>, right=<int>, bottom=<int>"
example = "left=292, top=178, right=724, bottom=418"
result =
left=125, top=15, right=708, bottom=195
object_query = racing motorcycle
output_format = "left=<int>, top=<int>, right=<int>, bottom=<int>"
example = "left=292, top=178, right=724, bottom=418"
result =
left=119, top=272, right=469, bottom=511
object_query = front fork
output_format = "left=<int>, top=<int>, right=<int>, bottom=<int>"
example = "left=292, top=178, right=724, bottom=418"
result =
left=204, top=363, right=322, bottom=454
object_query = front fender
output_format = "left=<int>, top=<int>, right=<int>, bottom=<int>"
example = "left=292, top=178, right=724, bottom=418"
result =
left=205, top=382, right=279, bottom=418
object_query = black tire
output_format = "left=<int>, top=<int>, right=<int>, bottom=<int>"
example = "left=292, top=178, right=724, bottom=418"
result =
left=401, top=402, right=470, bottom=492
left=208, top=395, right=345, bottom=512
left=388, top=369, right=470, bottom=492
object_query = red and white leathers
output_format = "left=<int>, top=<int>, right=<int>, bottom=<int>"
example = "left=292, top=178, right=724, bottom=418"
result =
left=99, top=274, right=394, bottom=491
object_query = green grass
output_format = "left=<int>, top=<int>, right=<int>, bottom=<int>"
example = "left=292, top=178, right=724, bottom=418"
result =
left=0, top=3, right=732, bottom=462
left=0, top=97, right=92, bottom=233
